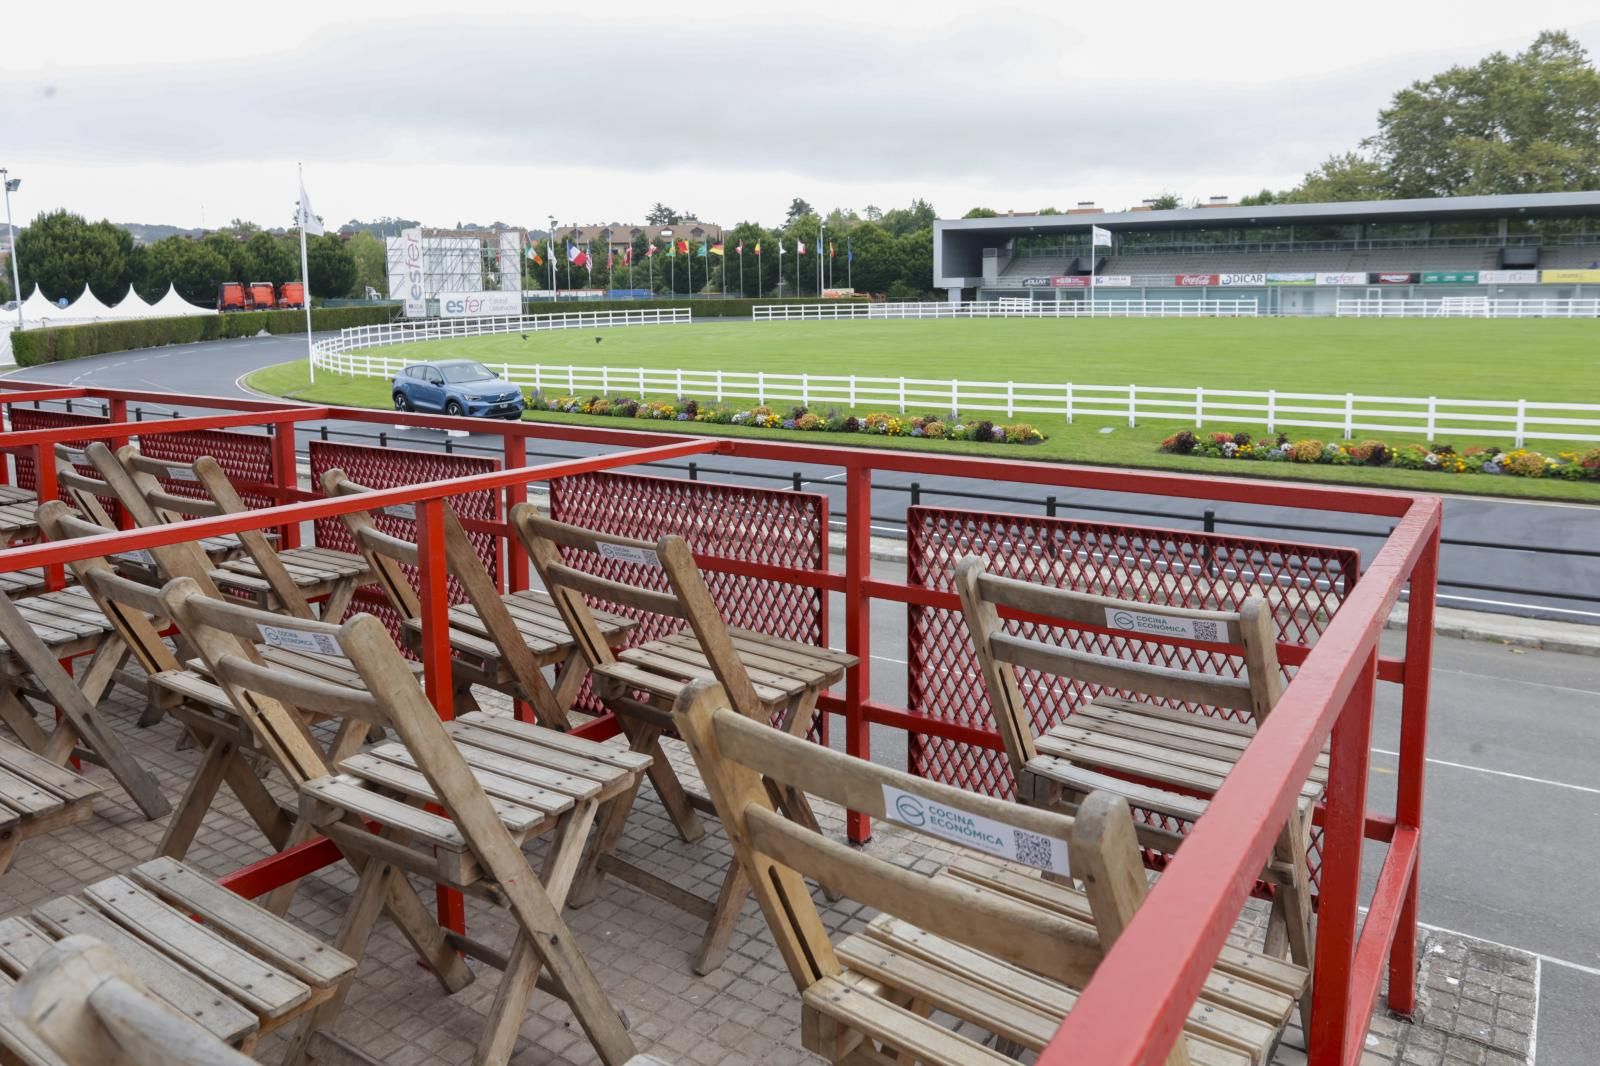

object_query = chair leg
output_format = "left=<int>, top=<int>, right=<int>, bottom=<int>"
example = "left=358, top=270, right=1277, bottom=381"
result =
left=474, top=932, right=543, bottom=1066
left=1265, top=813, right=1316, bottom=1036
left=0, top=683, right=51, bottom=753
left=157, top=736, right=237, bottom=859
left=568, top=765, right=645, bottom=907
left=320, top=579, right=358, bottom=625
left=693, top=860, right=750, bottom=976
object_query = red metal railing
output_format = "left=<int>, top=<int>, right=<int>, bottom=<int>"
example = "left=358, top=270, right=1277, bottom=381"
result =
left=0, top=380, right=1438, bottom=1066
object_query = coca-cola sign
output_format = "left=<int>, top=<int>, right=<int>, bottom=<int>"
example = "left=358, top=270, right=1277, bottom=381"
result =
left=1175, top=274, right=1218, bottom=286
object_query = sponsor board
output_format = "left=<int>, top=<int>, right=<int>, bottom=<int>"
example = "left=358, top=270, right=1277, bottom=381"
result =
left=822, top=288, right=858, bottom=298
left=1104, top=607, right=1224, bottom=643
left=1093, top=275, right=1132, bottom=287
left=880, top=784, right=1070, bottom=875
left=438, top=291, right=523, bottom=318
left=1174, top=274, right=1219, bottom=286
left=1316, top=272, right=1366, bottom=286
left=1478, top=270, right=1539, bottom=285
left=1020, top=276, right=1053, bottom=288
left=1540, top=269, right=1600, bottom=284
left=1268, top=273, right=1316, bottom=285
left=387, top=228, right=426, bottom=317
left=1422, top=271, right=1479, bottom=284
left=1218, top=273, right=1266, bottom=286
left=1050, top=275, right=1091, bottom=288
left=596, top=542, right=661, bottom=568
left=257, top=623, right=345, bottom=659
left=1371, top=272, right=1418, bottom=284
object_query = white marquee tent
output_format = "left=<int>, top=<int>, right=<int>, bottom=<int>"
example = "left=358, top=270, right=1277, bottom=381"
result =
left=1, top=283, right=216, bottom=364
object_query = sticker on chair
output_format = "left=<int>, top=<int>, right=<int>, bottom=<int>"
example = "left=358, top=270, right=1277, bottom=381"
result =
left=257, top=623, right=346, bottom=658
left=880, top=784, right=1070, bottom=875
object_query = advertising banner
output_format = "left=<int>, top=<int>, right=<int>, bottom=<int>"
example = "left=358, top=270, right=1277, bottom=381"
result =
left=1478, top=270, right=1539, bottom=285
left=496, top=232, right=522, bottom=292
left=1174, top=274, right=1219, bottom=287
left=1371, top=272, right=1418, bottom=284
left=1540, top=269, right=1600, bottom=283
left=1267, top=273, right=1316, bottom=285
left=437, top=291, right=523, bottom=318
left=1020, top=276, right=1053, bottom=288
left=1316, top=272, right=1366, bottom=286
left=1093, top=275, right=1132, bottom=287
left=1050, top=275, right=1091, bottom=288
left=1422, top=271, right=1479, bottom=284
left=822, top=288, right=858, bottom=298
left=1218, top=273, right=1266, bottom=286
left=386, top=228, right=426, bottom=317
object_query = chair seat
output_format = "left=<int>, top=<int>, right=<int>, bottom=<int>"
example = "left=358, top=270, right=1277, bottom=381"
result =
left=805, top=858, right=1309, bottom=1066
left=0, top=857, right=358, bottom=1057
left=0, top=589, right=116, bottom=663
left=1031, top=696, right=1328, bottom=805
left=217, top=546, right=370, bottom=589
left=400, top=588, right=636, bottom=666
left=301, top=710, right=651, bottom=887
left=601, top=628, right=855, bottom=711
left=838, top=855, right=1310, bottom=1066
left=0, top=736, right=100, bottom=837
left=0, top=569, right=50, bottom=599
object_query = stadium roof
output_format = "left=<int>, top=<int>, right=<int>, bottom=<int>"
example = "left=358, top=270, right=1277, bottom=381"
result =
left=938, top=191, right=1600, bottom=234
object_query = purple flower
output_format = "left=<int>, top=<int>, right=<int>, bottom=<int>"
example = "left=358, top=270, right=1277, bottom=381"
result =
left=782, top=418, right=797, bottom=429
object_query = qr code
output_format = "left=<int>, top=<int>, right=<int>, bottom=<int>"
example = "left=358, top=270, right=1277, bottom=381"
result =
left=1012, top=828, right=1056, bottom=870
left=1192, top=619, right=1221, bottom=642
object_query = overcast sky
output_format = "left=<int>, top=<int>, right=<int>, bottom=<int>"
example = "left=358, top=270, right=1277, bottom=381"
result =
left=3, top=2, right=1597, bottom=231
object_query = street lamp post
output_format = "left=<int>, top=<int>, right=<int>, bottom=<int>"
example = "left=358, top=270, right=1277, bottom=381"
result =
left=1, top=171, right=21, bottom=327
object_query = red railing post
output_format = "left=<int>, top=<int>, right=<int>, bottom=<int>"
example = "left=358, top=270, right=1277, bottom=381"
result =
left=414, top=497, right=464, bottom=935
left=1309, top=645, right=1380, bottom=1064
left=271, top=421, right=301, bottom=549
left=35, top=446, right=64, bottom=591
left=107, top=397, right=129, bottom=452
left=844, top=463, right=872, bottom=843
left=502, top=435, right=527, bottom=593
left=1388, top=525, right=1439, bottom=1014
left=0, top=400, right=11, bottom=486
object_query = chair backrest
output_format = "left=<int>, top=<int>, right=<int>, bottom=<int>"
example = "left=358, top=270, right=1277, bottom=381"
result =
left=671, top=679, right=1162, bottom=999
left=511, top=504, right=765, bottom=717
left=953, top=555, right=1284, bottom=778
left=320, top=469, right=564, bottom=727
left=158, top=576, right=541, bottom=885
left=115, top=447, right=313, bottom=620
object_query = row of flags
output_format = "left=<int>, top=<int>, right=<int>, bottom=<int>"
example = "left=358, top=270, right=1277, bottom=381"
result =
left=528, top=235, right=856, bottom=268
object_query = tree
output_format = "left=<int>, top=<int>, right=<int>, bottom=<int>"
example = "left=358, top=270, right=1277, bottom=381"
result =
left=645, top=203, right=681, bottom=225
left=963, top=207, right=999, bottom=218
left=344, top=231, right=386, bottom=298
left=306, top=234, right=356, bottom=299
left=784, top=198, right=814, bottom=225
left=1146, top=193, right=1182, bottom=210
left=15, top=210, right=135, bottom=301
left=838, top=223, right=901, bottom=295
left=243, top=232, right=297, bottom=287
left=863, top=205, right=883, bottom=222
left=879, top=199, right=937, bottom=237
left=1367, top=31, right=1600, bottom=197
left=136, top=236, right=230, bottom=304
left=1294, top=152, right=1392, bottom=202
left=0, top=269, right=11, bottom=304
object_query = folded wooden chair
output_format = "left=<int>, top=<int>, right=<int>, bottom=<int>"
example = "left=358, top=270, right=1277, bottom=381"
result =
left=2, top=858, right=370, bottom=1065
left=320, top=468, right=635, bottom=729
left=513, top=505, right=855, bottom=974
left=953, top=556, right=1319, bottom=1030
left=108, top=445, right=374, bottom=621
left=160, top=576, right=648, bottom=1066
left=672, top=678, right=1309, bottom=1066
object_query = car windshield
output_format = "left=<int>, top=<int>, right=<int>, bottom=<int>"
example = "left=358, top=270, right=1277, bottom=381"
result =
left=439, top=362, right=497, bottom=384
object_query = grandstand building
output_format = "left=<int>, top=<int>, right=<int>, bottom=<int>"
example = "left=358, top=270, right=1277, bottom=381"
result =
left=933, top=192, right=1600, bottom=314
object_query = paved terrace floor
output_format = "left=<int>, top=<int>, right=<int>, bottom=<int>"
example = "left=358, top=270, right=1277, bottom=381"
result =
left=0, top=630, right=1569, bottom=1066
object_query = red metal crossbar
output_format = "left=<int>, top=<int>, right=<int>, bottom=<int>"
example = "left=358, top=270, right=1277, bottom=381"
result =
left=0, top=380, right=1438, bottom=1066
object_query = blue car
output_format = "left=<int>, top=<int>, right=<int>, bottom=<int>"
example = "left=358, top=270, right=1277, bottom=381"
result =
left=392, top=360, right=524, bottom=420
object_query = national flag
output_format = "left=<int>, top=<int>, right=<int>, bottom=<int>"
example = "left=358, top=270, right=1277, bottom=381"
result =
left=754, top=242, right=761, bottom=256
left=847, top=237, right=854, bottom=264
left=710, top=242, right=725, bottom=256
left=696, top=241, right=708, bottom=258
left=624, top=246, right=633, bottom=265
left=797, top=240, right=807, bottom=255
left=296, top=176, right=324, bottom=236
left=567, top=242, right=589, bottom=267
left=735, top=241, right=744, bottom=255
left=607, top=250, right=615, bottom=269
left=645, top=243, right=657, bottom=258
left=676, top=239, right=689, bottom=255
left=777, top=241, right=785, bottom=256
left=529, top=243, right=544, bottom=267
left=665, top=241, right=676, bottom=258
left=829, top=242, right=835, bottom=258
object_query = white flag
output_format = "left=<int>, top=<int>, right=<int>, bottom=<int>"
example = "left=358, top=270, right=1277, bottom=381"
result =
left=778, top=240, right=786, bottom=255
left=1091, top=225, right=1112, bottom=248
left=298, top=178, right=325, bottom=237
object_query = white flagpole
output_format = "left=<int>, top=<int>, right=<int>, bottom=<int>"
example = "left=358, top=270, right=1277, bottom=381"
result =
left=298, top=163, right=315, bottom=383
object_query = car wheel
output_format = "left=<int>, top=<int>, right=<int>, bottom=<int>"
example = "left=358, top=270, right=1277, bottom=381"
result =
left=393, top=392, right=411, bottom=411
left=445, top=399, right=465, bottom=417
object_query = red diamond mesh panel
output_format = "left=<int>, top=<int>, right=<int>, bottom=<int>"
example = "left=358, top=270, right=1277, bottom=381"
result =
left=10, top=408, right=109, bottom=497
left=906, top=506, right=1358, bottom=890
left=308, top=441, right=500, bottom=648
left=547, top=470, right=828, bottom=735
left=139, top=428, right=276, bottom=511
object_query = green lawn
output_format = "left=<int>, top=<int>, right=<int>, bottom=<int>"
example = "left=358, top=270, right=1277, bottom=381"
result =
left=248, top=316, right=1600, bottom=502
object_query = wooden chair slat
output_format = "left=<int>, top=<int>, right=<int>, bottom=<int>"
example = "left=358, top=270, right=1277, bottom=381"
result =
left=337, top=751, right=566, bottom=828
left=298, top=775, right=469, bottom=850
left=362, top=741, right=603, bottom=804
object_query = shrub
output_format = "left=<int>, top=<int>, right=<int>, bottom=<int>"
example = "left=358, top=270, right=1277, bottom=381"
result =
left=1161, top=430, right=1198, bottom=455
left=11, top=305, right=395, bottom=366
left=1287, top=439, right=1325, bottom=463
left=1501, top=449, right=1548, bottom=478
left=1005, top=423, right=1040, bottom=443
left=922, top=420, right=946, bottom=439
left=796, top=413, right=823, bottom=431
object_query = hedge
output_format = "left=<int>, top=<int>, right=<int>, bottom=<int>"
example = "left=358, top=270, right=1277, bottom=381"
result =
left=12, top=305, right=397, bottom=366
left=520, top=297, right=832, bottom=318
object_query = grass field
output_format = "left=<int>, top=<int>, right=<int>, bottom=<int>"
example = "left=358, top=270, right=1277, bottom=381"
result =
left=249, top=317, right=1600, bottom=501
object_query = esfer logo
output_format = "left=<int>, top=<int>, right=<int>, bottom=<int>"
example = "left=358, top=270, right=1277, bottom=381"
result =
left=893, top=795, right=926, bottom=827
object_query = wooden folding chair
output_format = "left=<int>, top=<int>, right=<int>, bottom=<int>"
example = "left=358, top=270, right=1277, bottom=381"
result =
left=111, top=445, right=374, bottom=621
left=672, top=678, right=1308, bottom=1066
left=2, top=858, right=372, bottom=1065
left=0, top=484, right=44, bottom=550
left=160, top=576, right=649, bottom=1066
left=953, top=556, right=1319, bottom=1030
left=320, top=468, right=635, bottom=729
left=513, top=505, right=855, bottom=974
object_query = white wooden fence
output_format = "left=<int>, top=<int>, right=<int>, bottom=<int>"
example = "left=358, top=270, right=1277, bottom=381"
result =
left=1337, top=299, right=1600, bottom=318
left=309, top=339, right=1600, bottom=445
left=751, top=300, right=1259, bottom=320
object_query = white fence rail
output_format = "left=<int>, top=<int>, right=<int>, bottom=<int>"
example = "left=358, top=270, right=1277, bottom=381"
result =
left=309, top=339, right=1600, bottom=446
left=752, top=300, right=1258, bottom=320
left=1337, top=299, right=1600, bottom=318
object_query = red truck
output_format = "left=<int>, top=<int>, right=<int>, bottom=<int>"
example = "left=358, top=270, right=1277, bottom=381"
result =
left=248, top=282, right=277, bottom=309
left=217, top=280, right=307, bottom=311
left=277, top=282, right=305, bottom=309
left=217, top=282, right=248, bottom=311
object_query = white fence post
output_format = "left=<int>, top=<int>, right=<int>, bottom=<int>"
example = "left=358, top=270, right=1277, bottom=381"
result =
left=949, top=379, right=956, bottom=414
left=1006, top=382, right=1014, bottom=418
left=1266, top=389, right=1276, bottom=434
left=1195, top=386, right=1204, bottom=428
left=1128, top=384, right=1136, bottom=428
left=1065, top=382, right=1073, bottom=424
left=802, top=373, right=809, bottom=407
left=638, top=367, right=645, bottom=396
left=716, top=369, right=724, bottom=402
left=675, top=368, right=683, bottom=397
left=758, top=371, right=765, bottom=406
left=898, top=379, right=906, bottom=413
left=568, top=365, right=575, bottom=393
left=849, top=375, right=857, bottom=407
left=1344, top=393, right=1354, bottom=439
left=1515, top=400, right=1526, bottom=447
left=601, top=366, right=608, bottom=393
left=1426, top=397, right=1436, bottom=441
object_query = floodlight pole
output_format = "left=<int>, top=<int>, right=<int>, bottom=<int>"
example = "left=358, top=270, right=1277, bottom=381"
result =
left=2, top=170, right=22, bottom=327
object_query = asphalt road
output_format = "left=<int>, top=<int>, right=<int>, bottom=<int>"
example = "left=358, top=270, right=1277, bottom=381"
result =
left=7, top=332, right=1598, bottom=626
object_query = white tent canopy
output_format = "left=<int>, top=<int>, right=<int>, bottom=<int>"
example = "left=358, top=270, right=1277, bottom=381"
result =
left=13, top=282, right=217, bottom=326
left=19, top=286, right=61, bottom=326
left=107, top=287, right=154, bottom=320
left=55, top=284, right=111, bottom=322
left=149, top=283, right=216, bottom=317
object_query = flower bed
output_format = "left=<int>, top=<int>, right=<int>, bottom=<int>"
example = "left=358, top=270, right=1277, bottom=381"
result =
left=1159, top=430, right=1600, bottom=481
left=527, top=392, right=1046, bottom=445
